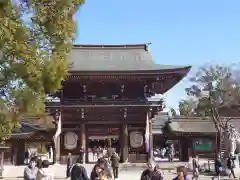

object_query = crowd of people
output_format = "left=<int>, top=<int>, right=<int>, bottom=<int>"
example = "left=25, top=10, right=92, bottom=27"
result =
left=23, top=150, right=239, bottom=180
left=192, top=153, right=238, bottom=180
left=23, top=152, right=191, bottom=180
left=24, top=157, right=54, bottom=180
left=23, top=151, right=120, bottom=180
left=214, top=153, right=237, bottom=180
left=140, top=161, right=190, bottom=180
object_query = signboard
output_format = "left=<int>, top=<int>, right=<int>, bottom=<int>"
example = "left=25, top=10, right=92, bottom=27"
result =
left=193, top=140, right=212, bottom=151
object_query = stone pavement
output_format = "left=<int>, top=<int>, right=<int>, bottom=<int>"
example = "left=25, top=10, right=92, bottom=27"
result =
left=2, top=172, right=240, bottom=180
left=2, top=163, right=240, bottom=180
left=2, top=162, right=184, bottom=178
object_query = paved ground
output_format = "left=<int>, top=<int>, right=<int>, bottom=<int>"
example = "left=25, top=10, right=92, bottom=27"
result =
left=2, top=162, right=240, bottom=180
left=2, top=172, right=240, bottom=180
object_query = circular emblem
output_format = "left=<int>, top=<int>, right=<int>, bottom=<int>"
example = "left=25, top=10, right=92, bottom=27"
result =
left=129, top=131, right=143, bottom=148
left=64, top=132, right=78, bottom=150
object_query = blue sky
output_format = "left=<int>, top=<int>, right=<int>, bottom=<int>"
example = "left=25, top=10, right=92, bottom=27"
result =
left=74, top=0, right=240, bottom=111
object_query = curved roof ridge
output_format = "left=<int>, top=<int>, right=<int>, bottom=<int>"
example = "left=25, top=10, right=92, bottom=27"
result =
left=73, top=44, right=148, bottom=50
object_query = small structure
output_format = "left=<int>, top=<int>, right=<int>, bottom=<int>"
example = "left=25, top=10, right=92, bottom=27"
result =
left=164, top=116, right=217, bottom=161
left=4, top=121, right=54, bottom=165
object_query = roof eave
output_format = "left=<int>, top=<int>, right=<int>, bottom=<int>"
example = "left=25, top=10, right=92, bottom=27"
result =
left=172, top=131, right=216, bottom=135
left=68, top=66, right=191, bottom=75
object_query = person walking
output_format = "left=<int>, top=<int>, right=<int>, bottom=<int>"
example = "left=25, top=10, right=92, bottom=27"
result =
left=192, top=155, right=199, bottom=180
left=110, top=151, right=120, bottom=179
left=151, top=164, right=164, bottom=180
left=24, top=157, right=38, bottom=180
left=140, top=161, right=154, bottom=180
left=214, top=154, right=223, bottom=180
left=227, top=153, right=236, bottom=179
left=71, top=158, right=90, bottom=180
left=66, top=153, right=73, bottom=178
left=167, top=144, right=174, bottom=162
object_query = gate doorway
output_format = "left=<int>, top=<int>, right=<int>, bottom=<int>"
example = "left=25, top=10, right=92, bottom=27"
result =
left=86, top=125, right=120, bottom=163
left=87, top=135, right=120, bottom=163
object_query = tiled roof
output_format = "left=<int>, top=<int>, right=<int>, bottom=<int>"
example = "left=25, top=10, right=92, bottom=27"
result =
left=68, top=44, right=191, bottom=72
left=11, top=120, right=54, bottom=139
left=167, top=116, right=240, bottom=133
left=12, top=123, right=37, bottom=134
left=152, top=112, right=170, bottom=134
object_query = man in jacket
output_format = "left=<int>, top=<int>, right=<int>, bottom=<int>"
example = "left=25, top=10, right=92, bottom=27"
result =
left=110, top=152, right=120, bottom=179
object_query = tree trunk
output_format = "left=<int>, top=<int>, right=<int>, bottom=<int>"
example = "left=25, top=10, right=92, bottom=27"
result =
left=52, top=140, right=56, bottom=165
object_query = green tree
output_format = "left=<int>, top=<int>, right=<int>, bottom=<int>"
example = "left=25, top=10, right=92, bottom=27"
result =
left=184, top=64, right=240, bottom=130
left=178, top=99, right=197, bottom=116
left=170, top=108, right=177, bottom=116
left=0, top=0, right=85, bottom=140
left=184, top=64, right=240, bottom=155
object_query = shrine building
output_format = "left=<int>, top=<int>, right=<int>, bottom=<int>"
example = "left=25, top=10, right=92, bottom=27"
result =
left=46, top=44, right=191, bottom=163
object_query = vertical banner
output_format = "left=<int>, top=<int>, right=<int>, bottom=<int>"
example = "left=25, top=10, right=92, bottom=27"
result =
left=53, top=113, right=62, bottom=144
left=145, top=113, right=150, bottom=153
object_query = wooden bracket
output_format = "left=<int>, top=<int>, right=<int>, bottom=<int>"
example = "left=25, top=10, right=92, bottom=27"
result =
left=123, top=108, right=127, bottom=119
left=148, top=107, right=153, bottom=119
left=82, top=85, right=87, bottom=92
left=121, top=85, right=125, bottom=93
left=81, top=108, right=84, bottom=119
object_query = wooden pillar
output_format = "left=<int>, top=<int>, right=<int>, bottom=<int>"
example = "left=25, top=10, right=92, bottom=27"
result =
left=79, top=123, right=86, bottom=163
left=16, top=141, right=25, bottom=165
left=180, top=137, right=190, bottom=162
left=121, top=123, right=128, bottom=162
left=79, top=108, right=87, bottom=163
